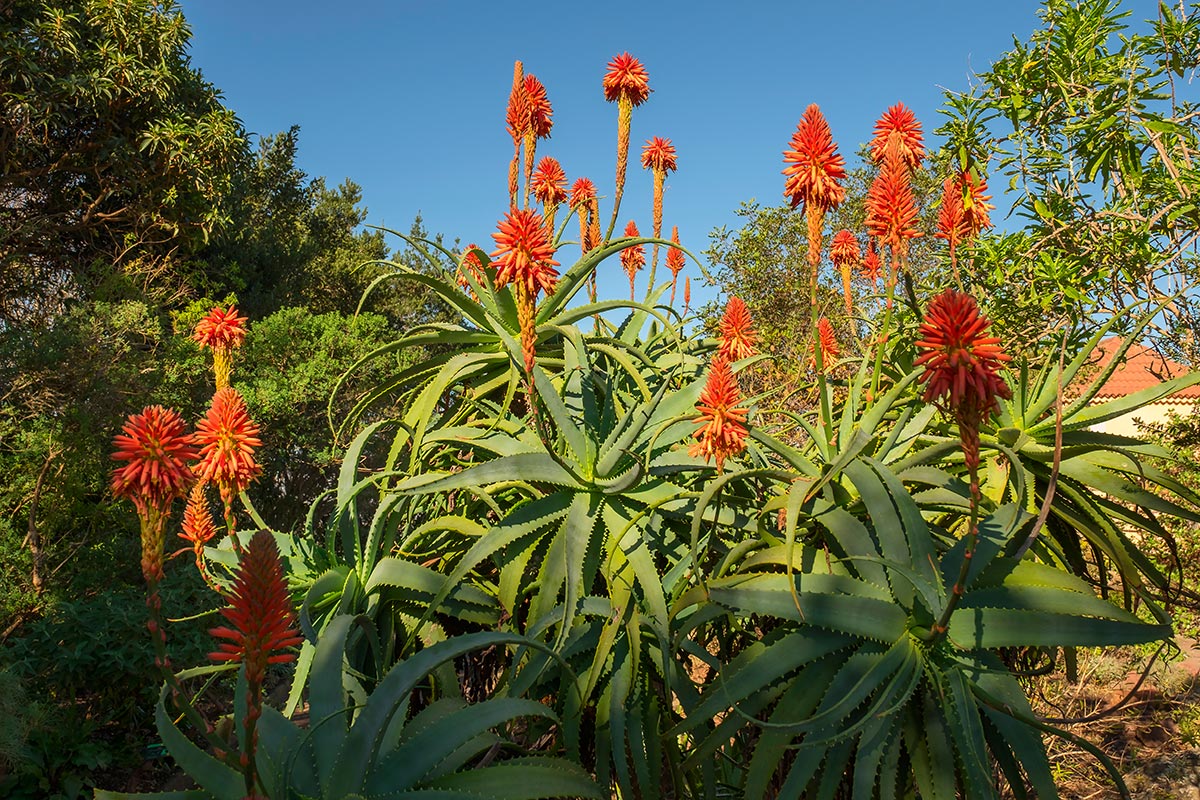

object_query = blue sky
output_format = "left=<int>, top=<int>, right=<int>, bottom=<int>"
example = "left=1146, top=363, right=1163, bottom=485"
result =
left=178, top=1, right=1157, bottom=302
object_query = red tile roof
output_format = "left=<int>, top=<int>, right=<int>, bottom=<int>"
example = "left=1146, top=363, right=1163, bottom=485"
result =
left=1087, top=338, right=1200, bottom=400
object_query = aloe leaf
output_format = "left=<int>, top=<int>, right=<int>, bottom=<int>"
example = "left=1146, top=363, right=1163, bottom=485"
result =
left=153, top=684, right=244, bottom=800
left=365, top=699, right=558, bottom=792
left=708, top=573, right=908, bottom=642
left=422, top=758, right=603, bottom=799
left=948, top=605, right=1169, bottom=648
left=669, top=629, right=850, bottom=736
left=365, top=557, right=500, bottom=624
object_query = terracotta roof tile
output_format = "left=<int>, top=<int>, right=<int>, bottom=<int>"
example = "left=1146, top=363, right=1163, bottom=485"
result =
left=1086, top=338, right=1200, bottom=400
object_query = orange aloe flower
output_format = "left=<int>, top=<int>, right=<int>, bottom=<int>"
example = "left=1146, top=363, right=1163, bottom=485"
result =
left=830, top=229, right=861, bottom=315
left=914, top=290, right=1011, bottom=415
left=571, top=178, right=598, bottom=268
left=865, top=160, right=922, bottom=273
left=642, top=136, right=677, bottom=269
left=457, top=244, right=486, bottom=295
left=666, top=225, right=686, bottom=304
left=640, top=136, right=677, bottom=174
left=112, top=405, right=197, bottom=583
left=815, top=316, right=840, bottom=367
left=689, top=355, right=748, bottom=472
left=210, top=529, right=303, bottom=797
left=914, top=289, right=1011, bottom=476
left=684, top=275, right=691, bottom=312
left=209, top=530, right=302, bottom=675
left=602, top=52, right=651, bottom=107
left=194, top=305, right=248, bottom=390
left=532, top=156, right=568, bottom=229
left=194, top=387, right=263, bottom=512
left=180, top=483, right=217, bottom=551
left=620, top=220, right=645, bottom=299
left=506, top=61, right=527, bottom=204
left=718, top=296, right=757, bottom=361
left=491, top=207, right=560, bottom=298
left=112, top=406, right=197, bottom=515
left=532, top=156, right=567, bottom=206
left=783, top=104, right=846, bottom=272
left=962, top=171, right=994, bottom=239
left=936, top=177, right=967, bottom=248
left=520, top=74, right=554, bottom=201
left=783, top=105, right=846, bottom=214
left=604, top=53, right=651, bottom=232
left=869, top=103, right=925, bottom=171
left=862, top=239, right=882, bottom=287
left=492, top=208, right=560, bottom=375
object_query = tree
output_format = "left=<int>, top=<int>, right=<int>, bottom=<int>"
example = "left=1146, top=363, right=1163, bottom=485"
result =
left=0, top=0, right=245, bottom=325
left=937, top=0, right=1200, bottom=353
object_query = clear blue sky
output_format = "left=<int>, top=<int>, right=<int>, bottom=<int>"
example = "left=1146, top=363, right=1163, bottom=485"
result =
left=178, top=0, right=1158, bottom=303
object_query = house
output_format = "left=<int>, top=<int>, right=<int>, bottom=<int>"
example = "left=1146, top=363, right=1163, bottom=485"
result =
left=1087, top=338, right=1200, bottom=436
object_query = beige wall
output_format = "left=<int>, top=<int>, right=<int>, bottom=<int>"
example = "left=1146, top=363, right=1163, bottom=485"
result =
left=1092, top=401, right=1196, bottom=437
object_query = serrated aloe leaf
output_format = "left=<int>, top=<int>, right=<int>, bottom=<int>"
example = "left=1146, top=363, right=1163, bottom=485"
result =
left=422, top=758, right=604, bottom=799
left=365, top=557, right=500, bottom=624
left=365, top=698, right=557, bottom=792
left=949, top=605, right=1169, bottom=648
left=708, top=573, right=908, bottom=642
left=154, top=684, right=244, bottom=800
left=669, top=629, right=849, bottom=736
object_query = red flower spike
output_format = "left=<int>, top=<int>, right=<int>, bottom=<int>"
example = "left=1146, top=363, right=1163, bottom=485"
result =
left=193, top=388, right=263, bottom=506
left=620, top=220, right=645, bottom=298
left=490, top=208, right=560, bottom=298
left=914, top=290, right=1011, bottom=415
left=666, top=226, right=686, bottom=275
left=962, top=172, right=994, bottom=239
left=684, top=276, right=691, bottom=311
left=209, top=530, right=303, bottom=683
left=457, top=244, right=485, bottom=292
left=865, top=161, right=922, bottom=251
left=830, top=229, right=861, bottom=315
left=532, top=157, right=567, bottom=207
left=830, top=230, right=860, bottom=268
left=112, top=406, right=197, bottom=514
left=523, top=75, right=554, bottom=140
left=816, top=317, right=840, bottom=365
left=570, top=177, right=596, bottom=209
left=641, top=137, right=677, bottom=174
left=506, top=61, right=527, bottom=143
left=782, top=104, right=846, bottom=214
left=180, top=483, right=217, bottom=549
left=935, top=177, right=967, bottom=250
left=689, top=355, right=749, bottom=472
left=869, top=103, right=924, bottom=170
left=862, top=239, right=883, bottom=286
left=718, top=296, right=757, bottom=361
left=193, top=306, right=248, bottom=352
left=667, top=225, right=686, bottom=304
left=603, top=53, right=651, bottom=107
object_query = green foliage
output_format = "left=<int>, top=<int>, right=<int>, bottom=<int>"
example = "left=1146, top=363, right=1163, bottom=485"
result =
left=938, top=0, right=1200, bottom=349
left=0, top=0, right=245, bottom=324
left=99, top=617, right=601, bottom=800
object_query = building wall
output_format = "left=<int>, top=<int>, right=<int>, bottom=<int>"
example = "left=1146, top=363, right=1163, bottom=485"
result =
left=1092, top=401, right=1196, bottom=437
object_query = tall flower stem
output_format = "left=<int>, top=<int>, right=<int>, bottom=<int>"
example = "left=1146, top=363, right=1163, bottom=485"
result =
left=606, top=97, right=633, bottom=242
left=649, top=169, right=664, bottom=282
left=927, top=454, right=981, bottom=643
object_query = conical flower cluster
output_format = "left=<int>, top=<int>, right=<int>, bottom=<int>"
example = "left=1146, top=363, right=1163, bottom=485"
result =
left=718, top=296, right=757, bottom=361
left=194, top=387, right=263, bottom=508
left=620, top=220, right=645, bottom=299
left=690, top=355, right=748, bottom=472
left=194, top=306, right=248, bottom=390
left=490, top=208, right=561, bottom=298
